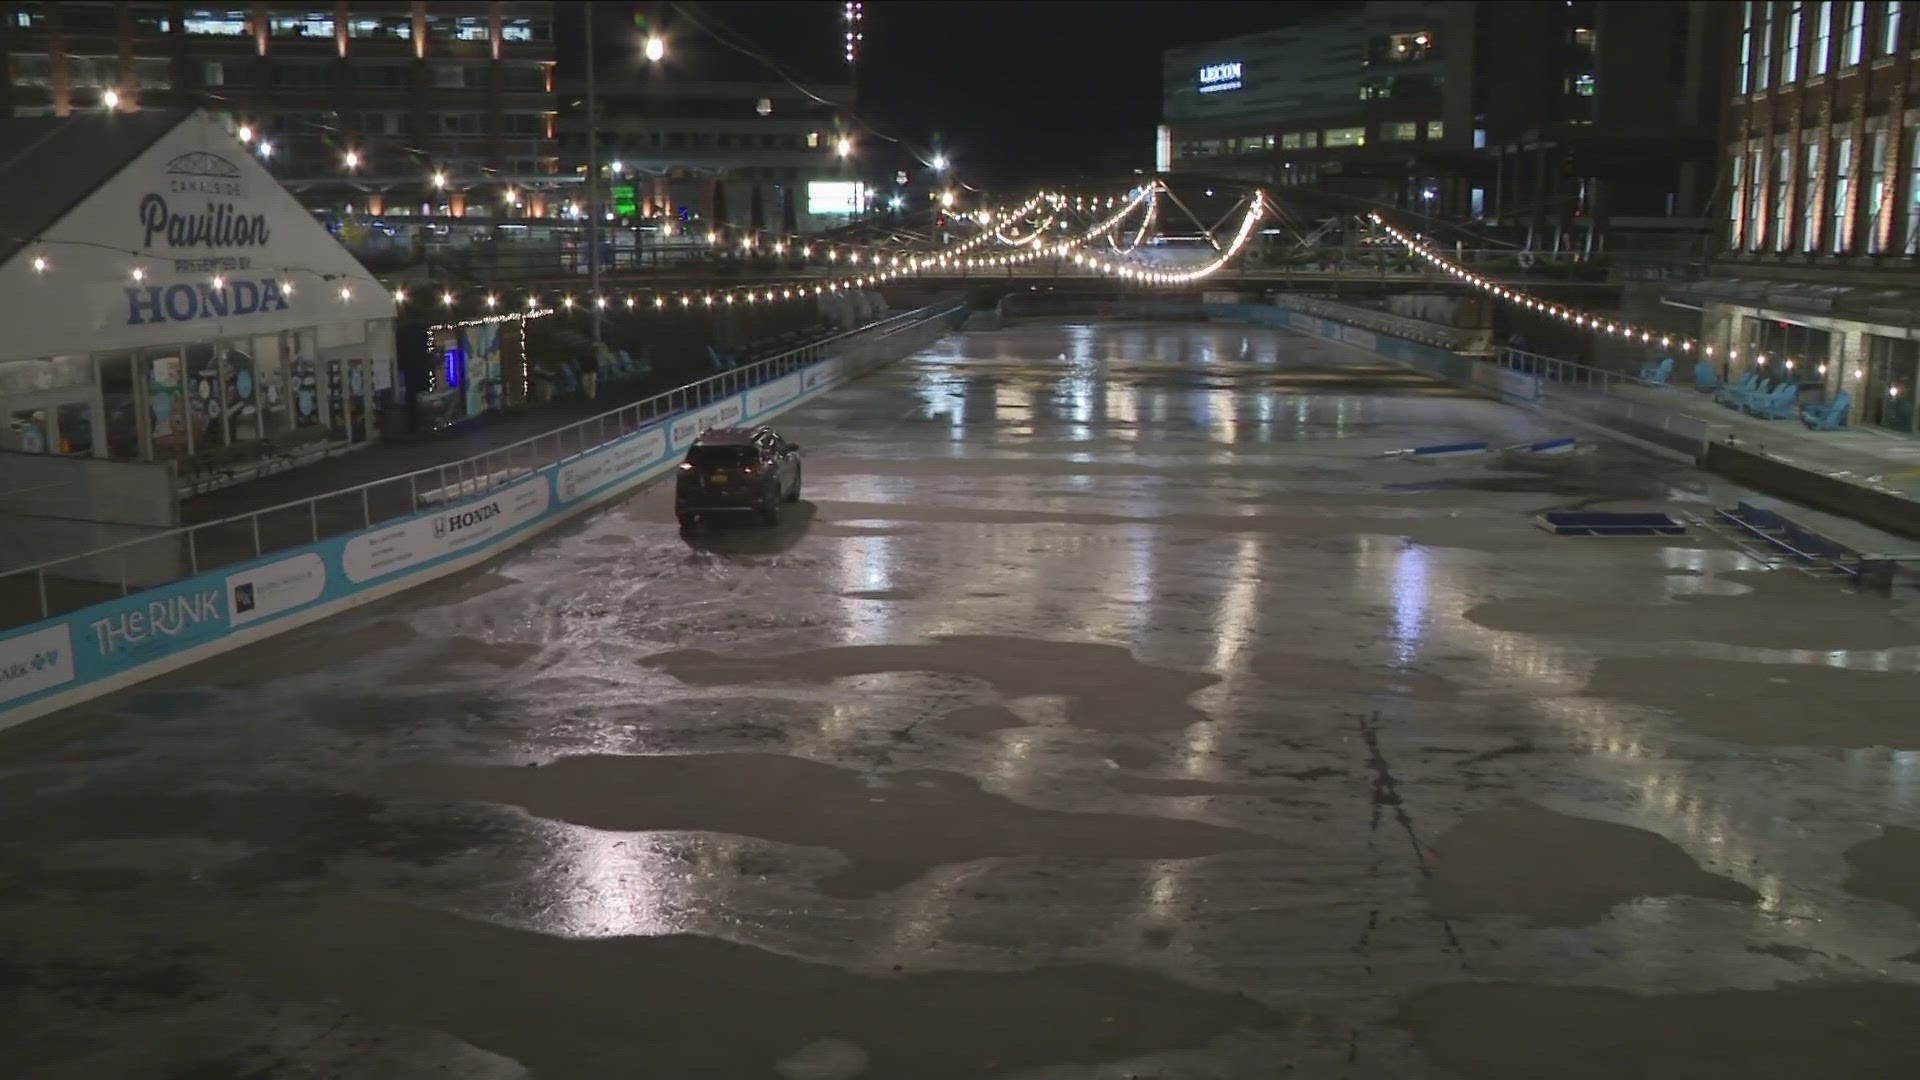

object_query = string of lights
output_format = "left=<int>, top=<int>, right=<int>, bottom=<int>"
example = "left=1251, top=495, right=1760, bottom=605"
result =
left=1368, top=213, right=1856, bottom=385
left=1066, top=194, right=1268, bottom=286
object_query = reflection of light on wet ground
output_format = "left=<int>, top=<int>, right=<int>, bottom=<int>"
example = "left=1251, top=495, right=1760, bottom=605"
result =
left=544, top=826, right=687, bottom=938
left=1389, top=544, right=1429, bottom=667
left=1210, top=536, right=1264, bottom=676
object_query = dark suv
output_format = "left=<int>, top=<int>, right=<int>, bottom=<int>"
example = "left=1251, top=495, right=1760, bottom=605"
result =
left=675, top=426, right=803, bottom=528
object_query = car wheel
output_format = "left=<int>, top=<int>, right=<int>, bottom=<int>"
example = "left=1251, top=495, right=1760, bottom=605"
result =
left=678, top=513, right=698, bottom=531
left=785, top=464, right=802, bottom=502
left=760, top=492, right=781, bottom=527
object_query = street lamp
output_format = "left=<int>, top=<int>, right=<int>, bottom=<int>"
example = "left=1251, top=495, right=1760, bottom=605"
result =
left=258, top=140, right=273, bottom=159
left=645, top=35, right=665, bottom=62
left=432, top=170, right=446, bottom=188
left=343, top=149, right=360, bottom=170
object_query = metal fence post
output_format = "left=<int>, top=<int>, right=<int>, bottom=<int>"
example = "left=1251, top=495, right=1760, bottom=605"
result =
left=361, top=486, right=372, bottom=528
left=187, top=528, right=199, bottom=575
left=409, top=473, right=419, bottom=513
left=309, top=500, right=319, bottom=543
left=36, top=569, right=48, bottom=619
left=251, top=513, right=262, bottom=558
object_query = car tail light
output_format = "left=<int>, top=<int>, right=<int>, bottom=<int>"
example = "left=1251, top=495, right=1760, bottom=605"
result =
left=678, top=462, right=694, bottom=471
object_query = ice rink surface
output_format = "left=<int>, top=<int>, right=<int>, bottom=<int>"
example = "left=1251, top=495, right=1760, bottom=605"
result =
left=4, top=321, right=1920, bottom=1078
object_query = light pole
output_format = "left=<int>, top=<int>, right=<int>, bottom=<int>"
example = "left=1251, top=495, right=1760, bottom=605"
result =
left=584, top=2, right=602, bottom=352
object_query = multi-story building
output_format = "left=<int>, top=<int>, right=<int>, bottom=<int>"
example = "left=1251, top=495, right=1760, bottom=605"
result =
left=555, top=1, right=861, bottom=237
left=0, top=2, right=563, bottom=216
left=555, top=77, right=860, bottom=237
left=1163, top=1, right=1727, bottom=242
left=1694, top=0, right=1920, bottom=433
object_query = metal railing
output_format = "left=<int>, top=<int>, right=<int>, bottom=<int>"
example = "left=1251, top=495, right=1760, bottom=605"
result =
left=1496, top=347, right=1713, bottom=459
left=1272, top=295, right=1491, bottom=353
left=1, top=300, right=964, bottom=626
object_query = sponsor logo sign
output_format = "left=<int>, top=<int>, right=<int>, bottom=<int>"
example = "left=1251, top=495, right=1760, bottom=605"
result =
left=557, top=429, right=667, bottom=504
left=342, top=475, right=549, bottom=585
left=0, top=625, right=75, bottom=705
left=86, top=586, right=226, bottom=660
left=225, top=552, right=326, bottom=627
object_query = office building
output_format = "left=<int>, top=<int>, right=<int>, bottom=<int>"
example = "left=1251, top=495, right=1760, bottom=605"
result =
left=1162, top=1, right=1727, bottom=237
left=0, top=2, right=563, bottom=216
left=1687, top=0, right=1918, bottom=433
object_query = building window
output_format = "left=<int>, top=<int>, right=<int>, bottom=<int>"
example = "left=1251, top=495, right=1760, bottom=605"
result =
left=269, top=13, right=334, bottom=38
left=1883, top=1, right=1904, bottom=54
left=1473, top=127, right=1487, bottom=149
left=501, top=112, right=546, bottom=136
left=1426, top=120, right=1444, bottom=140
left=1815, top=1, right=1834, bottom=73
left=1907, top=129, right=1920, bottom=253
left=1281, top=132, right=1302, bottom=149
left=349, top=63, right=410, bottom=89
left=1832, top=136, right=1854, bottom=251
left=11, top=6, right=47, bottom=30
left=431, top=64, right=470, bottom=89
left=346, top=16, right=411, bottom=40
left=1729, top=153, right=1746, bottom=249
left=1740, top=1, right=1756, bottom=91
left=502, top=63, right=546, bottom=91
left=64, top=55, right=115, bottom=90
left=1324, top=126, right=1366, bottom=147
left=1382, top=121, right=1419, bottom=142
left=501, top=18, right=552, bottom=43
left=1748, top=148, right=1767, bottom=250
left=133, top=56, right=171, bottom=90
left=1573, top=73, right=1597, bottom=96
left=1866, top=130, right=1889, bottom=252
left=1758, top=3, right=1775, bottom=88
left=130, top=9, right=172, bottom=35
left=271, top=62, right=334, bottom=90
left=1845, top=1, right=1867, bottom=64
left=454, top=17, right=488, bottom=42
left=1773, top=146, right=1793, bottom=252
left=431, top=112, right=485, bottom=135
left=1802, top=143, right=1822, bottom=251
left=1785, top=2, right=1804, bottom=81
left=60, top=5, right=120, bottom=34
left=9, top=53, right=51, bottom=88
left=183, top=9, right=248, bottom=36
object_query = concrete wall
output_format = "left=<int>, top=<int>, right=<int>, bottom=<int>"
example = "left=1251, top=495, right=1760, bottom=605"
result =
left=0, top=453, right=182, bottom=586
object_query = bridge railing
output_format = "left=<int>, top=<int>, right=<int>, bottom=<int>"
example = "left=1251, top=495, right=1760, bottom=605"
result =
left=1496, top=347, right=1712, bottom=458
left=0, top=301, right=964, bottom=627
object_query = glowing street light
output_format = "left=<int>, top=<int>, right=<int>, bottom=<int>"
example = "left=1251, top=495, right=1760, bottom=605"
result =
left=432, top=170, right=447, bottom=188
left=236, top=124, right=253, bottom=144
left=343, top=149, right=360, bottom=170
left=930, top=152, right=948, bottom=172
left=836, top=135, right=853, bottom=158
left=101, top=88, right=119, bottom=111
left=644, top=35, right=665, bottom=62
left=257, top=140, right=273, bottom=159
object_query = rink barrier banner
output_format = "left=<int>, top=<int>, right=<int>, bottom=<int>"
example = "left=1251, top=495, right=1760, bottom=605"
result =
left=0, top=315, right=944, bottom=729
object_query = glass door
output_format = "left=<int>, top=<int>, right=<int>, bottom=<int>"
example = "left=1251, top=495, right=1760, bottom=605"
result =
left=1866, top=337, right=1919, bottom=433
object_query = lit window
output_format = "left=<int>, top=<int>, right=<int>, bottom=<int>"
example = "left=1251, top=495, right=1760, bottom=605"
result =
left=183, top=9, right=248, bottom=36
left=807, top=131, right=821, bottom=148
left=1426, top=120, right=1444, bottom=140
left=1281, top=132, right=1302, bottom=149
left=1772, top=146, right=1793, bottom=253
left=455, top=17, right=489, bottom=42
left=268, top=14, right=334, bottom=38
left=1831, top=135, right=1854, bottom=251
left=1382, top=121, right=1418, bottom=142
left=1747, top=148, right=1766, bottom=250
left=1904, top=129, right=1920, bottom=253
left=1472, top=128, right=1487, bottom=149
left=1739, top=1, right=1755, bottom=91
left=1728, top=152, right=1746, bottom=250
left=1866, top=130, right=1888, bottom=252
left=1845, top=1, right=1867, bottom=65
left=1801, top=143, right=1821, bottom=251
left=1785, top=2, right=1803, bottom=81
left=1574, top=73, right=1597, bottom=96
left=1757, top=3, right=1774, bottom=89
left=1324, top=126, right=1366, bottom=148
left=1814, top=1, right=1834, bottom=73
left=1882, top=1, right=1903, bottom=55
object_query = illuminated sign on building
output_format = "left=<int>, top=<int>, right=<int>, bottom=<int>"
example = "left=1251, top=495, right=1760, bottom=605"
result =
left=1198, top=61, right=1243, bottom=94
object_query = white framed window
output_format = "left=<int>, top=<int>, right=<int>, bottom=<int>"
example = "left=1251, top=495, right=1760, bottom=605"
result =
left=1426, top=120, right=1444, bottom=140
left=1382, top=121, right=1419, bottom=141
left=1772, top=145, right=1793, bottom=252
left=1846, top=1, right=1867, bottom=65
left=1324, top=126, right=1366, bottom=147
left=1866, top=130, right=1889, bottom=252
left=1832, top=136, right=1855, bottom=250
left=1741, top=1, right=1756, bottom=91
left=1758, top=3, right=1776, bottom=88
left=1905, top=129, right=1920, bottom=253
left=1748, top=148, right=1768, bottom=250
left=1883, top=1, right=1904, bottom=54
left=1729, top=153, right=1746, bottom=249
left=1785, top=2, right=1804, bottom=81
left=1815, top=1, right=1835, bottom=73
left=1802, top=142, right=1822, bottom=251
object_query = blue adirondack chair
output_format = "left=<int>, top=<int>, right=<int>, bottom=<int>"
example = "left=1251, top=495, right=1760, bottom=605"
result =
left=1801, top=390, right=1852, bottom=430
left=1714, top=371, right=1758, bottom=406
left=1693, top=360, right=1722, bottom=392
left=1747, top=382, right=1800, bottom=419
left=1638, top=356, right=1674, bottom=386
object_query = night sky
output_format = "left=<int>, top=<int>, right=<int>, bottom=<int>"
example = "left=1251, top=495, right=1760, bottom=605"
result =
left=569, top=2, right=1316, bottom=181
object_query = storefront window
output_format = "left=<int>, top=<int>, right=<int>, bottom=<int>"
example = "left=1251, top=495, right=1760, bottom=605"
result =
left=1866, top=334, right=1918, bottom=432
left=289, top=329, right=325, bottom=440
left=5, top=407, right=48, bottom=454
left=98, top=349, right=141, bottom=460
left=55, top=402, right=94, bottom=456
left=220, top=340, right=261, bottom=445
left=185, top=343, right=225, bottom=449
left=253, top=331, right=291, bottom=439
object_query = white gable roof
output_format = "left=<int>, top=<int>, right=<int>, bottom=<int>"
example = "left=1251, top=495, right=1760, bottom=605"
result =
left=0, top=110, right=395, bottom=362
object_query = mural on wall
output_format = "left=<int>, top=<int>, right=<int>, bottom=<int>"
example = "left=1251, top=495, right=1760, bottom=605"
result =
left=291, top=354, right=320, bottom=429
left=463, top=322, right=502, bottom=417
left=147, top=354, right=182, bottom=441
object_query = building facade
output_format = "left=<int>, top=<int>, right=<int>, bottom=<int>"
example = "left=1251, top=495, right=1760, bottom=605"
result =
left=1163, top=1, right=1726, bottom=241
left=555, top=77, right=860, bottom=237
left=0, top=109, right=396, bottom=467
left=0, top=2, right=563, bottom=216
left=1695, top=0, right=1918, bottom=432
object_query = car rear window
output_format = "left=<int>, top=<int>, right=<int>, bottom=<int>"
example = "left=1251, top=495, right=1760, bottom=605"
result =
left=687, top=445, right=755, bottom=469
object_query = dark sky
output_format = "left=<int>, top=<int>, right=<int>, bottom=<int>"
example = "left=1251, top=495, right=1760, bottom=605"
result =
left=572, top=2, right=1319, bottom=181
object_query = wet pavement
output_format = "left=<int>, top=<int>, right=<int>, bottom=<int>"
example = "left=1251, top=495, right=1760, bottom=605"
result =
left=4, top=321, right=1920, bottom=1078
